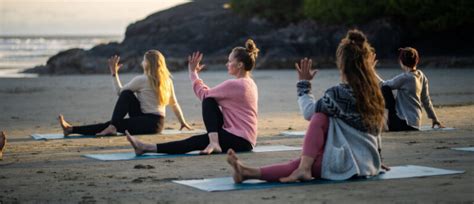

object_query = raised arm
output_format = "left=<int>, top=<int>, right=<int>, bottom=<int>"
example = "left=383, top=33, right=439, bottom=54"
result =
left=108, top=55, right=124, bottom=95
left=108, top=55, right=142, bottom=95
left=295, top=58, right=319, bottom=121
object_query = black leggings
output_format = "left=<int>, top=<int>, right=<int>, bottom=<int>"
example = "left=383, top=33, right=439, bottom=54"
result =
left=155, top=97, right=253, bottom=154
left=71, top=90, right=164, bottom=135
left=381, top=85, right=418, bottom=131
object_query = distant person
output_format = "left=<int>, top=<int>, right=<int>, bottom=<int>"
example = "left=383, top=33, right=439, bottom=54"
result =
left=59, top=50, right=192, bottom=136
left=127, top=39, right=259, bottom=155
left=227, top=30, right=389, bottom=183
left=375, top=47, right=444, bottom=131
left=0, top=131, right=6, bottom=160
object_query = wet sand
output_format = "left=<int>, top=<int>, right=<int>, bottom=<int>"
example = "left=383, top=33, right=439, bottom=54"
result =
left=0, top=69, right=473, bottom=203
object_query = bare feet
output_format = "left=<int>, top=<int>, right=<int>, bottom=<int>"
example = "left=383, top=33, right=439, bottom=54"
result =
left=58, top=115, right=72, bottom=136
left=200, top=143, right=222, bottom=155
left=96, top=124, right=117, bottom=136
left=279, top=168, right=313, bottom=183
left=125, top=130, right=147, bottom=156
left=0, top=131, right=6, bottom=160
left=227, top=149, right=245, bottom=183
left=200, top=133, right=222, bottom=155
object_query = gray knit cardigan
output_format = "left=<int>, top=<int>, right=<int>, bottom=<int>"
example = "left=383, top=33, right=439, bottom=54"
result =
left=297, top=80, right=382, bottom=180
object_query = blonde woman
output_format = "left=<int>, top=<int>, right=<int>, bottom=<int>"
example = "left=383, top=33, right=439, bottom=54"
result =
left=59, top=50, right=191, bottom=136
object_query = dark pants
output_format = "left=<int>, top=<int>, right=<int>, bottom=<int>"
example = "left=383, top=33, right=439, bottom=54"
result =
left=71, top=90, right=164, bottom=135
left=155, top=97, right=253, bottom=154
left=381, top=85, right=418, bottom=131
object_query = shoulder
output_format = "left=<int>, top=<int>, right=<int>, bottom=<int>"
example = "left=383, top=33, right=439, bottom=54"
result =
left=132, top=75, right=148, bottom=82
left=325, top=84, right=351, bottom=95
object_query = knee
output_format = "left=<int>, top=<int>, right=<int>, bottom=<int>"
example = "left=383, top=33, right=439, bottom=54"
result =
left=202, top=97, right=218, bottom=108
left=119, top=90, right=134, bottom=98
left=310, top=113, right=329, bottom=129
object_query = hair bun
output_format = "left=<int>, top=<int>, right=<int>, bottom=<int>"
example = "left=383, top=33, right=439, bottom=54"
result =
left=347, top=29, right=367, bottom=45
left=245, top=39, right=259, bottom=58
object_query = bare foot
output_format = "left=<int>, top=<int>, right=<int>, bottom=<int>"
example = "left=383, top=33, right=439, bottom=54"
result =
left=0, top=131, right=6, bottom=160
left=126, top=131, right=146, bottom=156
left=227, top=149, right=245, bottom=183
left=96, top=124, right=117, bottom=136
left=200, top=142, right=222, bottom=155
left=58, top=115, right=72, bottom=136
left=279, top=168, right=313, bottom=183
left=200, top=133, right=222, bottom=155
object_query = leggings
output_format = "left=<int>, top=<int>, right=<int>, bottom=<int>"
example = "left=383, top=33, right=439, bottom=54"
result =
left=71, top=90, right=164, bottom=135
left=381, top=86, right=417, bottom=131
left=259, top=113, right=329, bottom=182
left=155, top=97, right=253, bottom=154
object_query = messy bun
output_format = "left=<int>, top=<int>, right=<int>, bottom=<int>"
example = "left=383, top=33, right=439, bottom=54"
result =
left=347, top=30, right=367, bottom=46
left=245, top=39, right=260, bottom=59
left=232, top=39, right=260, bottom=71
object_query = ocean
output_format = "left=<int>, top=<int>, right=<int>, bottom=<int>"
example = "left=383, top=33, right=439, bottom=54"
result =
left=0, top=35, right=122, bottom=78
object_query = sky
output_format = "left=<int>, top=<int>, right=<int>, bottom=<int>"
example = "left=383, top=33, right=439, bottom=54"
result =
left=0, top=0, right=189, bottom=36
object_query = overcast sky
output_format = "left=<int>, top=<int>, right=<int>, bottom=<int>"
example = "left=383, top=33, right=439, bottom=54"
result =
left=0, top=0, right=189, bottom=36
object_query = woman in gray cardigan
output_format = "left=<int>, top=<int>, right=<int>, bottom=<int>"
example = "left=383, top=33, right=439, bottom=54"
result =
left=376, top=47, right=444, bottom=131
left=227, top=29, right=389, bottom=183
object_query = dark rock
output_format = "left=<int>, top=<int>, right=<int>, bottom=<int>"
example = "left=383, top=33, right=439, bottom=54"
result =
left=25, top=0, right=471, bottom=75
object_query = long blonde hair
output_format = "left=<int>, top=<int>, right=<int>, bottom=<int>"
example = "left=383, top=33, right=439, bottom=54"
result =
left=336, top=30, right=385, bottom=133
left=143, top=50, right=171, bottom=105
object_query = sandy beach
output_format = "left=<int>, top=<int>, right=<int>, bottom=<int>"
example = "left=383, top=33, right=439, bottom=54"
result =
left=0, top=69, right=473, bottom=203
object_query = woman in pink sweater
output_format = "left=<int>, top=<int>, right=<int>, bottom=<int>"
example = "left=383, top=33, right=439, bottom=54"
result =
left=127, top=40, right=259, bottom=155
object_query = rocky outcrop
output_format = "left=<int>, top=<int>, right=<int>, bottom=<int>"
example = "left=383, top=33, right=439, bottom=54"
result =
left=27, top=0, right=466, bottom=74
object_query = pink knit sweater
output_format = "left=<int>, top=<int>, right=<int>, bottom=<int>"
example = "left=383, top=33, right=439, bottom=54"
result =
left=190, top=71, right=258, bottom=147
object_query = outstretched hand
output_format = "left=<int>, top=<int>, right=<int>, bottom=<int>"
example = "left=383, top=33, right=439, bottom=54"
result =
left=381, top=163, right=391, bottom=171
left=188, top=51, right=205, bottom=73
left=179, top=122, right=193, bottom=131
left=295, top=58, right=318, bottom=81
left=369, top=52, right=378, bottom=69
left=432, top=120, right=445, bottom=128
left=108, top=55, right=123, bottom=75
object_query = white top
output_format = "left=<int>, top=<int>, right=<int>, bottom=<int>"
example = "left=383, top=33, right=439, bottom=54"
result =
left=112, top=74, right=181, bottom=118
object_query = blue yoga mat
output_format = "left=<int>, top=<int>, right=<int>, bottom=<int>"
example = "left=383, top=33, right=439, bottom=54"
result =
left=31, top=129, right=206, bottom=140
left=452, top=147, right=474, bottom=152
left=280, top=126, right=455, bottom=137
left=83, top=145, right=302, bottom=161
left=173, top=165, right=464, bottom=192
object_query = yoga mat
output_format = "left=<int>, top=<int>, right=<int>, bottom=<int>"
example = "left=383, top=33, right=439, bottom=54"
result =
left=31, top=129, right=206, bottom=140
left=280, top=126, right=455, bottom=137
left=83, top=145, right=302, bottom=161
left=452, top=147, right=474, bottom=152
left=173, top=165, right=464, bottom=192
left=419, top=126, right=455, bottom=131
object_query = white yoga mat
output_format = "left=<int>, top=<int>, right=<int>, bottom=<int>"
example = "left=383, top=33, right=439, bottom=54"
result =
left=173, top=165, right=464, bottom=192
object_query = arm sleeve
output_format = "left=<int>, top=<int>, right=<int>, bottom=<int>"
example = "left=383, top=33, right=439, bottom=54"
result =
left=168, top=80, right=187, bottom=124
left=113, top=75, right=143, bottom=96
left=381, top=73, right=406, bottom=89
left=420, top=76, right=438, bottom=120
left=296, top=80, right=316, bottom=121
left=190, top=71, right=236, bottom=101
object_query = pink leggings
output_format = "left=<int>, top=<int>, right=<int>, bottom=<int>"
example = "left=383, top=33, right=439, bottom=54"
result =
left=260, top=113, right=329, bottom=182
